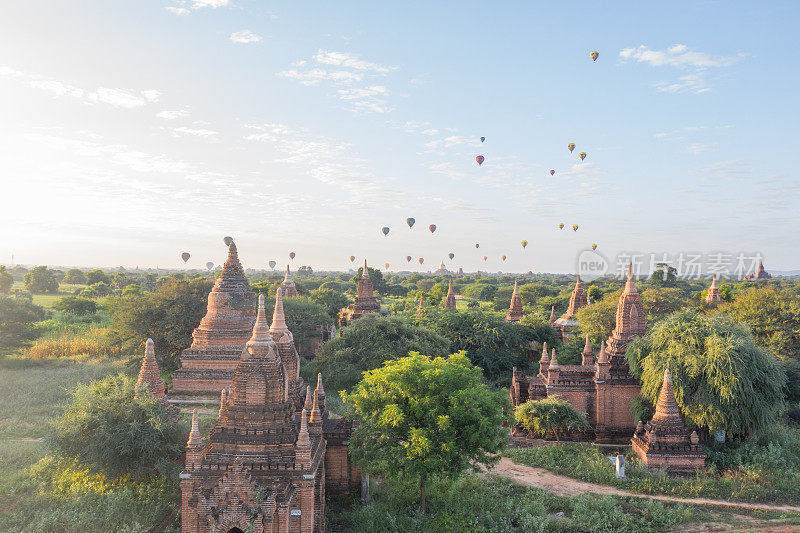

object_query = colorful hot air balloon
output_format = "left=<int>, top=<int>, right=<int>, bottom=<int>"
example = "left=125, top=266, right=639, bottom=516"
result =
left=384, top=262, right=390, bottom=270
left=475, top=243, right=480, bottom=249
left=381, top=226, right=390, bottom=236
left=591, top=243, right=597, bottom=251
left=406, top=217, right=415, bottom=228
left=579, top=152, right=587, bottom=161
left=501, top=255, right=507, bottom=261
left=590, top=51, right=599, bottom=62
left=550, top=170, right=555, bottom=176
left=476, top=155, right=484, bottom=166
left=558, top=223, right=565, bottom=230
left=206, top=261, right=214, bottom=270
left=223, top=236, right=233, bottom=246
left=418, top=257, right=424, bottom=264
left=406, top=255, right=412, bottom=262
left=572, top=224, right=579, bottom=232
left=268, top=260, right=276, bottom=269
left=349, top=255, right=356, bottom=263
left=181, top=252, right=190, bottom=263
left=480, top=136, right=485, bottom=143
left=482, top=256, right=487, bottom=261
left=289, top=252, right=295, bottom=260
left=568, top=143, right=575, bottom=153
left=521, top=240, right=528, bottom=249
left=429, top=224, right=436, bottom=234
left=448, top=252, right=455, bottom=260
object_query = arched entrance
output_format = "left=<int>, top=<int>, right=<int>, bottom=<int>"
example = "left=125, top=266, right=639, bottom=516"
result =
left=227, top=529, right=245, bottom=533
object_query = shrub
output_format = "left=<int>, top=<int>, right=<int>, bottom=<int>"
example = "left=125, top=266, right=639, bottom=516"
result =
left=53, top=296, right=98, bottom=316
left=62, top=268, right=87, bottom=285
left=26, top=327, right=122, bottom=360
left=23, top=266, right=59, bottom=294
left=514, top=397, right=589, bottom=441
left=0, top=296, right=46, bottom=350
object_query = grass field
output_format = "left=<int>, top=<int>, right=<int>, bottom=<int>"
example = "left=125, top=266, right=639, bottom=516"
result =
left=10, top=281, right=88, bottom=308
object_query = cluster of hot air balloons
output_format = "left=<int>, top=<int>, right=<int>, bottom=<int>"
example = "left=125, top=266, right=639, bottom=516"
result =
left=557, top=223, right=580, bottom=232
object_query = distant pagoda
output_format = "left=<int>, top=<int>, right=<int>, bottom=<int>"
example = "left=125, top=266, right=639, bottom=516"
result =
left=744, top=260, right=772, bottom=280
left=281, top=264, right=299, bottom=297
left=444, top=280, right=456, bottom=310
left=553, top=275, right=588, bottom=340
left=705, top=274, right=722, bottom=305
left=340, top=260, right=380, bottom=325
left=135, top=338, right=166, bottom=401
left=505, top=280, right=524, bottom=322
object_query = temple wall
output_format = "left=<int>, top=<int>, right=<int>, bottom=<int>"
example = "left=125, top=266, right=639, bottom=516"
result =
left=594, top=381, right=639, bottom=441
left=324, top=442, right=361, bottom=495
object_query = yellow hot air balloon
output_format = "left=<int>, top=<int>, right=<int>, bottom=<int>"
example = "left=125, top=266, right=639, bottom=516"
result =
left=590, top=51, right=599, bottom=62
left=572, top=224, right=579, bottom=232
left=521, top=240, right=528, bottom=249
left=567, top=143, right=575, bottom=153
left=384, top=262, right=390, bottom=270
left=558, top=223, right=565, bottom=230
left=418, top=257, right=424, bottom=264
left=579, top=152, right=587, bottom=161
left=591, top=243, right=597, bottom=251
left=349, top=255, right=356, bottom=262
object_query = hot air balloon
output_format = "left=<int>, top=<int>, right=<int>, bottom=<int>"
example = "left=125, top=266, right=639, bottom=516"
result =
left=181, top=252, right=190, bottom=263
left=381, top=226, right=390, bottom=236
left=591, top=244, right=597, bottom=251
left=289, top=252, right=295, bottom=260
left=475, top=243, right=480, bottom=249
left=384, top=262, right=390, bottom=270
left=480, top=136, right=485, bottom=143
left=448, top=252, right=455, bottom=260
left=223, top=236, right=233, bottom=246
left=429, top=224, right=436, bottom=234
left=558, top=223, right=565, bottom=230
left=268, top=260, right=276, bottom=269
left=406, top=217, right=415, bottom=228
left=418, top=258, right=424, bottom=265
left=501, top=255, right=507, bottom=261
left=206, top=261, right=214, bottom=270
left=579, top=152, right=587, bottom=161
left=590, top=51, right=599, bottom=62
left=406, top=255, right=412, bottom=262
left=550, top=170, right=555, bottom=176
left=476, top=155, right=484, bottom=166
left=483, top=256, right=487, bottom=261
left=568, top=143, right=575, bottom=153
left=572, top=224, right=579, bottom=232
left=521, top=240, right=528, bottom=249
left=349, top=255, right=356, bottom=263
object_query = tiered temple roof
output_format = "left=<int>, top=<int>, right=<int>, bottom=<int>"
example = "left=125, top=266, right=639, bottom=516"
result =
left=281, top=265, right=299, bottom=297
left=444, top=280, right=456, bottom=310
left=416, top=295, right=425, bottom=317
left=705, top=274, right=722, bottom=305
left=505, top=280, right=524, bottom=322
left=604, top=264, right=646, bottom=366
left=350, top=260, right=380, bottom=320
left=135, top=338, right=166, bottom=400
left=744, top=260, right=772, bottom=280
left=555, top=275, right=588, bottom=327
left=631, top=368, right=705, bottom=472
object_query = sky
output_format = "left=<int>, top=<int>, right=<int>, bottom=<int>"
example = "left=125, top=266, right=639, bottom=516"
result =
left=1, top=1, right=798, bottom=274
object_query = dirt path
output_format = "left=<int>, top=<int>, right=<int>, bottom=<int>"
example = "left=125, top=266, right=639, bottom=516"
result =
left=487, top=457, right=800, bottom=514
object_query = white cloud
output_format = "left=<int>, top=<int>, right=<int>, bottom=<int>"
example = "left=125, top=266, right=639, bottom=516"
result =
left=686, top=142, right=714, bottom=154
left=230, top=30, right=262, bottom=44
left=276, top=68, right=363, bottom=86
left=156, top=109, right=189, bottom=120
left=655, top=72, right=711, bottom=94
left=337, top=86, right=386, bottom=100
left=165, top=0, right=228, bottom=14
left=174, top=126, right=218, bottom=138
left=313, top=50, right=395, bottom=73
left=88, top=87, right=156, bottom=108
left=619, top=44, right=744, bottom=68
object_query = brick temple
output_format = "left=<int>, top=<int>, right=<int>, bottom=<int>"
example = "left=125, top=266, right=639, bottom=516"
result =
left=171, top=242, right=257, bottom=400
left=552, top=275, right=588, bottom=341
left=743, top=260, right=772, bottom=280
left=444, top=280, right=456, bottom=310
left=705, top=275, right=722, bottom=305
left=180, top=295, right=360, bottom=533
left=280, top=265, right=299, bottom=297
left=510, top=264, right=645, bottom=441
left=631, top=368, right=706, bottom=472
left=339, top=260, right=380, bottom=325
left=505, top=280, right=524, bottom=322
left=135, top=338, right=167, bottom=401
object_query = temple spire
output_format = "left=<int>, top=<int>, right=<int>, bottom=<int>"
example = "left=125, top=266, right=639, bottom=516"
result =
left=245, top=294, right=277, bottom=360
left=363, top=259, right=369, bottom=278
left=135, top=338, right=166, bottom=399
left=416, top=295, right=425, bottom=316
left=624, top=262, right=638, bottom=294
left=597, top=340, right=608, bottom=363
left=188, top=408, right=202, bottom=447
left=506, top=280, right=524, bottom=322
left=651, top=368, right=682, bottom=424
left=315, top=373, right=326, bottom=413
left=445, top=280, right=456, bottom=309
left=270, top=287, right=289, bottom=336
left=303, top=385, right=313, bottom=412
left=549, top=347, right=559, bottom=367
left=218, top=388, right=228, bottom=419
left=581, top=334, right=594, bottom=366
left=548, top=306, right=556, bottom=323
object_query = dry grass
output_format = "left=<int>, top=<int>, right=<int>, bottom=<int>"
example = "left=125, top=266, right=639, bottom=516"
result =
left=25, top=328, right=124, bottom=361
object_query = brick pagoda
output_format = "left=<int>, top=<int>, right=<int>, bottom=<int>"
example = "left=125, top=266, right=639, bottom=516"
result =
left=135, top=338, right=167, bottom=400
left=269, top=287, right=306, bottom=409
left=281, top=265, right=299, bottom=297
left=416, top=295, right=425, bottom=317
left=705, top=275, right=722, bottom=305
left=339, top=260, right=380, bottom=325
left=505, top=280, right=524, bottom=322
left=171, top=242, right=256, bottom=400
left=180, top=295, right=359, bottom=533
left=553, top=275, right=588, bottom=340
left=510, top=264, right=645, bottom=442
left=631, top=368, right=705, bottom=472
left=744, top=260, right=772, bottom=280
left=444, top=280, right=456, bottom=310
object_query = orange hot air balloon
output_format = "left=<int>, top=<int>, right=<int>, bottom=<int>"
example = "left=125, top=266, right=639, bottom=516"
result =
left=418, top=257, right=424, bottom=265
left=590, top=51, right=599, bottom=62
left=591, top=243, right=597, bottom=251
left=406, top=255, right=412, bottom=262
left=521, top=240, right=528, bottom=249
left=558, top=223, right=565, bottom=230
left=501, top=255, right=507, bottom=261
left=476, top=155, right=485, bottom=166
left=483, top=256, right=488, bottom=261
left=579, top=152, right=587, bottom=161
left=384, top=262, right=390, bottom=270
left=572, top=224, right=579, bottom=232
left=349, top=255, right=356, bottom=262
left=289, top=252, right=296, bottom=260
left=567, top=143, right=575, bottom=153
left=181, top=252, right=190, bottom=263
left=550, top=170, right=555, bottom=176
left=429, top=224, right=437, bottom=234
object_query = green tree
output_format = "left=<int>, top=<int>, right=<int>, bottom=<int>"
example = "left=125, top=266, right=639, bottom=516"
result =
left=50, top=373, right=185, bottom=479
left=23, top=266, right=59, bottom=294
left=53, top=296, right=99, bottom=316
left=574, top=290, right=620, bottom=344
left=352, top=266, right=388, bottom=294
left=310, top=287, right=350, bottom=318
left=586, top=285, right=603, bottom=303
left=649, top=263, right=677, bottom=287
left=62, top=268, right=87, bottom=285
left=314, top=314, right=450, bottom=392
left=342, top=352, right=506, bottom=512
left=0, top=297, right=45, bottom=350
left=86, top=269, right=111, bottom=285
left=626, top=310, right=785, bottom=437
left=641, top=287, right=695, bottom=324
left=256, top=295, right=332, bottom=357
left=0, top=265, right=13, bottom=293
left=514, top=397, right=589, bottom=441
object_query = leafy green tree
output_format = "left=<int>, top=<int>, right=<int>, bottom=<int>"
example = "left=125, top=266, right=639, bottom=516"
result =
left=641, top=287, right=695, bottom=324
left=257, top=296, right=331, bottom=357
left=314, top=314, right=450, bottom=392
left=53, top=296, right=99, bottom=316
left=50, top=373, right=185, bottom=479
left=106, top=278, right=213, bottom=370
left=491, top=286, right=514, bottom=311
left=626, top=310, right=785, bottom=437
left=649, top=263, right=677, bottom=287
left=86, top=269, right=111, bottom=285
left=342, top=352, right=506, bottom=512
left=518, top=282, right=558, bottom=304
left=310, top=287, right=350, bottom=318
left=23, top=266, right=59, bottom=294
left=352, top=266, right=388, bottom=294
left=514, top=397, right=589, bottom=441
left=62, top=268, right=87, bottom=285
left=586, top=285, right=603, bottom=303
left=0, top=297, right=45, bottom=350
left=574, top=290, right=620, bottom=344
left=0, top=265, right=13, bottom=293
left=461, top=282, right=498, bottom=301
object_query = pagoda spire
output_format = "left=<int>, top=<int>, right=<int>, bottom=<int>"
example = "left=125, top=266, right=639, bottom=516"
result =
left=188, top=408, right=202, bottom=447
left=549, top=347, right=559, bottom=367
left=651, top=368, right=682, bottom=424
left=363, top=259, right=369, bottom=278
left=303, top=385, right=313, bottom=412
left=269, top=286, right=290, bottom=337
left=597, top=340, right=608, bottom=363
left=218, top=388, right=228, bottom=419
left=416, top=295, right=425, bottom=316
left=135, top=338, right=166, bottom=400
left=295, top=409, right=312, bottom=469
left=581, top=334, right=594, bottom=366
left=445, top=280, right=456, bottom=309
left=604, top=262, right=646, bottom=363
left=315, top=373, right=326, bottom=413
left=245, top=294, right=277, bottom=361
left=705, top=274, right=722, bottom=305
left=505, top=280, right=524, bottom=322
left=548, top=306, right=556, bottom=323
